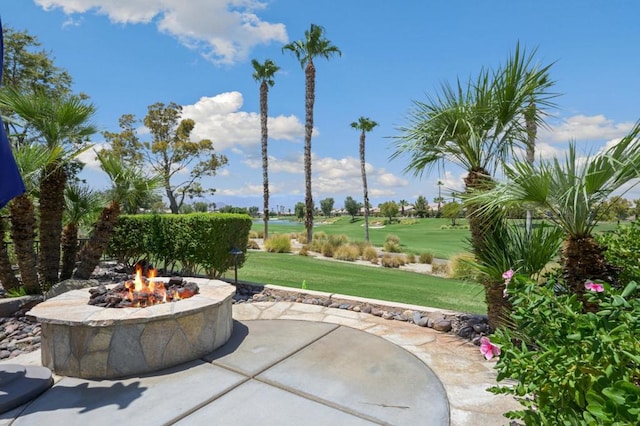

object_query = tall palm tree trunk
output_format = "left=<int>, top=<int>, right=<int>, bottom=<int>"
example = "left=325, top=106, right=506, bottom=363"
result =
left=9, top=194, right=40, bottom=293
left=73, top=202, right=121, bottom=279
left=359, top=132, right=370, bottom=242
left=484, top=279, right=512, bottom=331
left=59, top=222, right=79, bottom=281
left=260, top=80, right=270, bottom=240
left=525, top=101, right=536, bottom=234
left=38, top=164, right=66, bottom=288
left=0, top=217, right=20, bottom=292
left=303, top=60, right=316, bottom=242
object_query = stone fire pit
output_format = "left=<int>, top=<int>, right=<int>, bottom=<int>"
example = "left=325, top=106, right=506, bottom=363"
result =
left=28, top=278, right=235, bottom=379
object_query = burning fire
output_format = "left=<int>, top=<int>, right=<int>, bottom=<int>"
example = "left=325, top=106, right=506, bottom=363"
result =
left=123, top=264, right=196, bottom=307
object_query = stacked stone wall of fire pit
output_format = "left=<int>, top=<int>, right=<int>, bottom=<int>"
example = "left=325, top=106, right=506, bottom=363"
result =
left=28, top=278, right=235, bottom=379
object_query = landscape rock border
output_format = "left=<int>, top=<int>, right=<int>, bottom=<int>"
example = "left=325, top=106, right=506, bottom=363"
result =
left=231, top=282, right=492, bottom=346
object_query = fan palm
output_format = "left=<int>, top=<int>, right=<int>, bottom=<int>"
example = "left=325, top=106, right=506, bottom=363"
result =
left=350, top=116, right=378, bottom=242
left=5, top=143, right=61, bottom=293
left=251, top=58, right=279, bottom=241
left=392, top=44, right=555, bottom=254
left=73, top=152, right=161, bottom=279
left=283, top=24, right=341, bottom=242
left=59, top=183, right=103, bottom=280
left=471, top=121, right=640, bottom=300
left=0, top=87, right=96, bottom=287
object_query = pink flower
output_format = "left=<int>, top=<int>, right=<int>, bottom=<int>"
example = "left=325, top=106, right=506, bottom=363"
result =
left=480, top=336, right=501, bottom=360
left=585, top=281, right=604, bottom=293
left=502, top=269, right=514, bottom=284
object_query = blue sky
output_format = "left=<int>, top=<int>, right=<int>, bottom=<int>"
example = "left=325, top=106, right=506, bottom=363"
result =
left=3, top=0, right=640, bottom=211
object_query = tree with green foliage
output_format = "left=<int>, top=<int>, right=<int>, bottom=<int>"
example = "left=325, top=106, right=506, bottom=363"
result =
left=413, top=195, right=429, bottom=218
left=597, top=196, right=630, bottom=223
left=379, top=201, right=399, bottom=223
left=392, top=44, right=556, bottom=327
left=60, top=183, right=102, bottom=280
left=392, top=44, right=555, bottom=255
left=471, top=121, right=640, bottom=303
left=283, top=24, right=341, bottom=243
left=252, top=58, right=279, bottom=240
left=0, top=143, right=52, bottom=293
left=320, top=197, right=334, bottom=217
left=1, top=25, right=73, bottom=140
left=103, top=102, right=228, bottom=214
left=398, top=199, right=408, bottom=217
left=344, top=196, right=359, bottom=221
left=0, top=87, right=97, bottom=288
left=441, top=201, right=462, bottom=226
left=74, top=152, right=162, bottom=279
left=350, top=116, right=378, bottom=241
left=294, top=202, right=305, bottom=221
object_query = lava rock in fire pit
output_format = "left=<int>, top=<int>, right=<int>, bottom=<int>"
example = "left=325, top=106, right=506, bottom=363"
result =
left=88, top=277, right=199, bottom=308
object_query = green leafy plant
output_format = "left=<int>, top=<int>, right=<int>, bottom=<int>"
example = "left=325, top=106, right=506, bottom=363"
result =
left=598, top=219, right=640, bottom=284
left=489, top=275, right=640, bottom=424
left=6, top=286, right=28, bottom=297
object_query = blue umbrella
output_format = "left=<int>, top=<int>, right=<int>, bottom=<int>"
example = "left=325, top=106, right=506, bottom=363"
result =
left=0, top=16, right=26, bottom=209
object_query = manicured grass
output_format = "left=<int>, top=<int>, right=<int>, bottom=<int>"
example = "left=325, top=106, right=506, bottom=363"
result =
left=256, top=216, right=622, bottom=260
left=255, top=216, right=472, bottom=259
left=231, top=250, right=486, bottom=314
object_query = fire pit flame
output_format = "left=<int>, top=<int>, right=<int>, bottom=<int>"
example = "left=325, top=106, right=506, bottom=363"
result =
left=88, top=265, right=199, bottom=308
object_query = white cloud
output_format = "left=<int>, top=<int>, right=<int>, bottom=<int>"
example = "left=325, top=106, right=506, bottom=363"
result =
left=36, top=0, right=288, bottom=64
left=76, top=143, right=108, bottom=170
left=181, top=91, right=305, bottom=150
left=219, top=183, right=263, bottom=197
left=544, top=115, right=635, bottom=143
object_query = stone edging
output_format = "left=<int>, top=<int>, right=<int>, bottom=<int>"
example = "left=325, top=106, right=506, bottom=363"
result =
left=230, top=281, right=491, bottom=344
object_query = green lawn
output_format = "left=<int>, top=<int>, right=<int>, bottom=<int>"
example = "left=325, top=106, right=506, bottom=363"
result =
left=255, top=216, right=472, bottom=259
left=256, top=216, right=622, bottom=260
left=230, top=250, right=486, bottom=314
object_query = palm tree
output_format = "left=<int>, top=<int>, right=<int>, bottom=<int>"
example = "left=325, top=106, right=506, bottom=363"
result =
left=471, top=121, right=640, bottom=303
left=283, top=24, right=341, bottom=242
left=5, top=143, right=58, bottom=293
left=251, top=58, right=280, bottom=241
left=0, top=87, right=96, bottom=288
left=59, top=183, right=103, bottom=280
left=391, top=44, right=555, bottom=328
left=0, top=214, right=20, bottom=292
left=73, top=152, right=161, bottom=279
left=392, top=44, right=555, bottom=254
left=350, top=116, right=378, bottom=242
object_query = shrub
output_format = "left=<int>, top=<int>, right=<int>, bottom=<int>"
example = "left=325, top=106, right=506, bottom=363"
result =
left=255, top=230, right=265, bottom=239
left=107, top=213, right=251, bottom=278
left=298, top=246, right=309, bottom=256
left=264, top=234, right=291, bottom=253
left=362, top=246, right=379, bottom=262
left=399, top=218, right=418, bottom=225
left=385, top=234, right=401, bottom=245
left=370, top=257, right=379, bottom=265
left=431, top=262, right=449, bottom=276
left=598, top=219, right=640, bottom=283
left=334, top=244, right=360, bottom=261
left=419, top=252, right=434, bottom=264
left=248, top=230, right=259, bottom=238
left=489, top=276, right=640, bottom=425
left=405, top=253, right=416, bottom=264
left=321, top=241, right=335, bottom=257
left=384, top=240, right=402, bottom=253
left=381, top=254, right=401, bottom=268
left=327, top=234, right=348, bottom=248
left=313, top=231, right=328, bottom=241
left=449, top=253, right=479, bottom=281
left=247, top=239, right=260, bottom=250
left=296, top=234, right=308, bottom=245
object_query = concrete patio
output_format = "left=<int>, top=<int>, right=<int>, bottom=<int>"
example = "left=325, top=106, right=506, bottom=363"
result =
left=1, top=299, right=519, bottom=425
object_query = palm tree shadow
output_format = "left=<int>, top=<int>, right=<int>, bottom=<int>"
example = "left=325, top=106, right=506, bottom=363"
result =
left=18, top=381, right=146, bottom=415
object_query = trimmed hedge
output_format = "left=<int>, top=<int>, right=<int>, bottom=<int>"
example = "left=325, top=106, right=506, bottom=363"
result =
left=107, top=213, right=252, bottom=278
